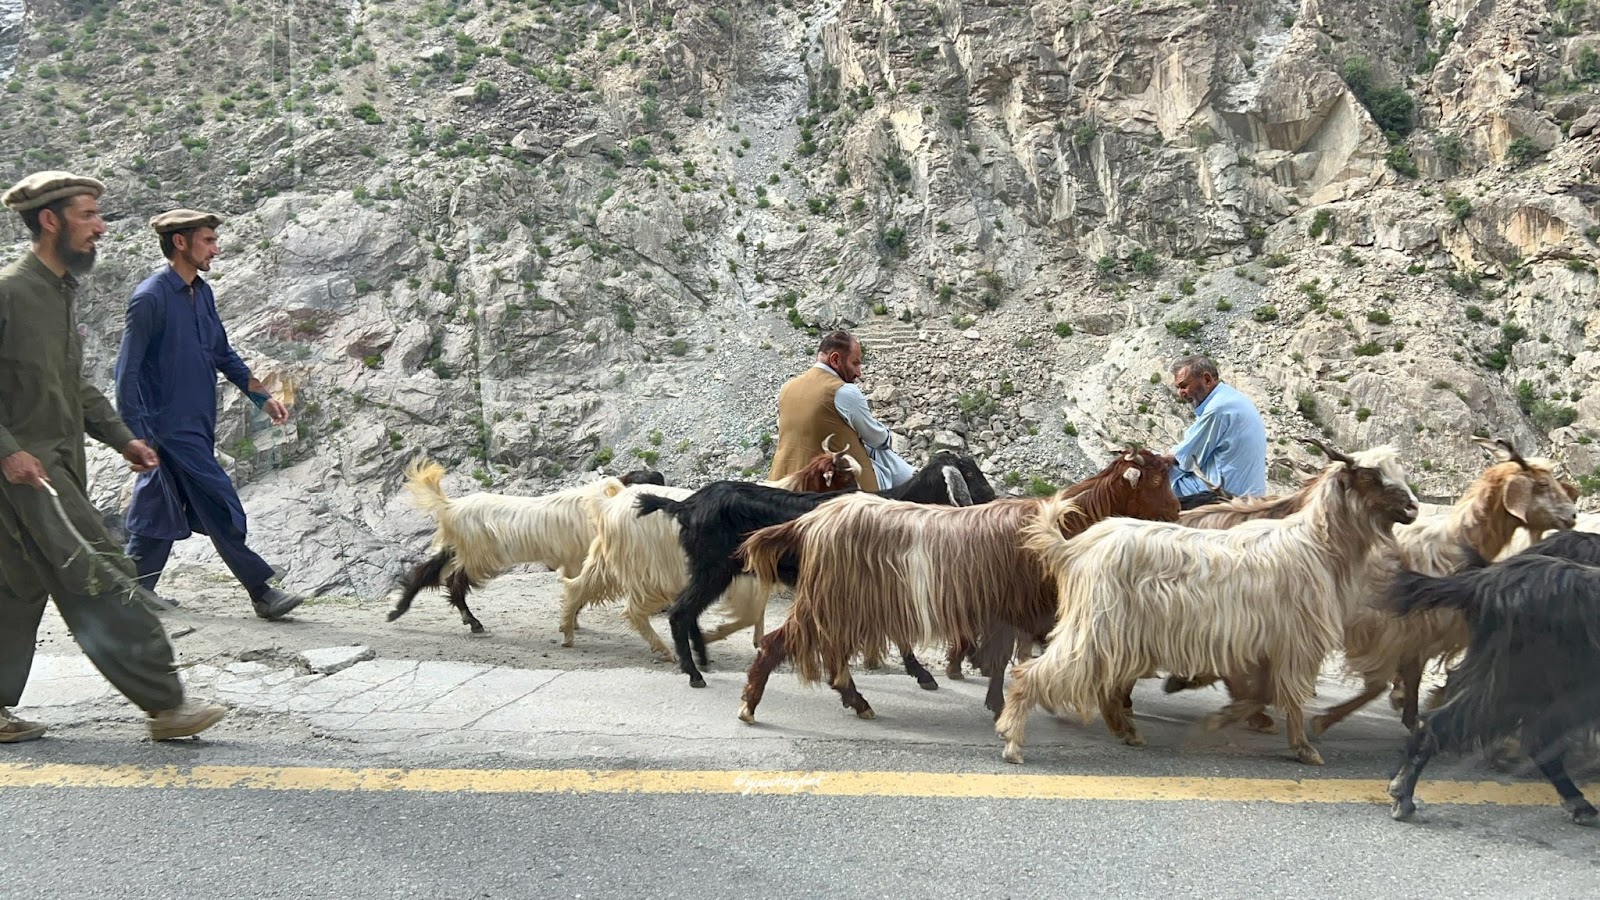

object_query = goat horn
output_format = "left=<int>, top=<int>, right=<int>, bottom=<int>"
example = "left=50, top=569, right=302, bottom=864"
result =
left=1495, top=438, right=1531, bottom=470
left=1305, top=437, right=1355, bottom=467
left=1194, top=468, right=1226, bottom=497
left=821, top=433, right=835, bottom=454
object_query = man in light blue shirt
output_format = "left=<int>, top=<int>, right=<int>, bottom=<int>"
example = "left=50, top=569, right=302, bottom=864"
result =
left=1162, top=354, right=1267, bottom=509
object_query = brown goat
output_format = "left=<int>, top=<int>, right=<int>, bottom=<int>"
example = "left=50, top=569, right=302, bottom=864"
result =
left=734, top=449, right=1181, bottom=724
left=763, top=434, right=861, bottom=493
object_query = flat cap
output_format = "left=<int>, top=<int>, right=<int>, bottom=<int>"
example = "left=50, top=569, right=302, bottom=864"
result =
left=149, top=208, right=223, bottom=234
left=2, top=170, right=106, bottom=212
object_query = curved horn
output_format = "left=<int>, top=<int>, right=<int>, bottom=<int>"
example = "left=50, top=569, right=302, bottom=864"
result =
left=1305, top=437, right=1355, bottom=467
left=821, top=433, right=835, bottom=455
left=1495, top=438, right=1531, bottom=471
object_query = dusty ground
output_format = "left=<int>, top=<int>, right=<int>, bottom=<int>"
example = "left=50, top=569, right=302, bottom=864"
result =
left=37, top=561, right=804, bottom=677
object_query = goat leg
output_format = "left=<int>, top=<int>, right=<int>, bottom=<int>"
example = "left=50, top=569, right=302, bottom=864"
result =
left=388, top=549, right=450, bottom=623
left=944, top=638, right=968, bottom=681
left=827, top=659, right=874, bottom=719
left=1397, top=658, right=1424, bottom=731
left=1388, top=718, right=1443, bottom=821
left=446, top=569, right=485, bottom=634
left=739, top=625, right=791, bottom=724
left=1526, top=731, right=1599, bottom=825
left=667, top=603, right=707, bottom=688
left=1311, top=678, right=1388, bottom=737
left=899, top=645, right=938, bottom=691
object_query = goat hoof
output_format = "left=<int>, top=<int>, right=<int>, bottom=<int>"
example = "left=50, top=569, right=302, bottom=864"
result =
left=689, top=677, right=707, bottom=689
left=1247, top=713, right=1278, bottom=734
left=1202, top=713, right=1227, bottom=733
left=918, top=679, right=938, bottom=691
left=1295, top=745, right=1325, bottom=766
left=737, top=704, right=755, bottom=725
left=856, top=708, right=876, bottom=720
left=945, top=669, right=965, bottom=681
left=1563, top=799, right=1598, bottom=825
left=1389, top=798, right=1417, bottom=822
left=560, top=637, right=574, bottom=648
left=1122, top=732, right=1146, bottom=748
left=469, top=624, right=486, bottom=635
left=385, top=609, right=403, bottom=623
left=1161, top=675, right=1192, bottom=694
left=1001, top=744, right=1023, bottom=765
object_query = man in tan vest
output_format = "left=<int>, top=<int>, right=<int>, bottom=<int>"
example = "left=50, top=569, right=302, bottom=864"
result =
left=769, top=331, right=913, bottom=493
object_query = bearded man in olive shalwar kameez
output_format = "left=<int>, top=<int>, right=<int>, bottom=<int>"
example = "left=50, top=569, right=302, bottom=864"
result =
left=0, top=170, right=226, bottom=744
left=114, top=209, right=306, bottom=621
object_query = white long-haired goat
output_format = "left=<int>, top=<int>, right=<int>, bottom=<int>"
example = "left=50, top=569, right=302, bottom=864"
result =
left=389, top=457, right=646, bottom=634
left=995, top=441, right=1418, bottom=767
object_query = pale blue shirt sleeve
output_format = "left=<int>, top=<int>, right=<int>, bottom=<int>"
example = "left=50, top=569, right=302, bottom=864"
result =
left=833, top=384, right=915, bottom=488
left=833, top=384, right=891, bottom=450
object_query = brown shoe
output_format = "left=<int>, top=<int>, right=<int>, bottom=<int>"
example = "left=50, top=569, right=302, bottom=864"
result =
left=147, top=699, right=228, bottom=741
left=1, top=707, right=46, bottom=743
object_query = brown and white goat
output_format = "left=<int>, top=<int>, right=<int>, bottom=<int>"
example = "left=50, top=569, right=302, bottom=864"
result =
left=996, top=442, right=1417, bottom=766
left=1314, top=439, right=1577, bottom=734
left=557, top=440, right=859, bottom=655
left=734, top=449, right=1181, bottom=723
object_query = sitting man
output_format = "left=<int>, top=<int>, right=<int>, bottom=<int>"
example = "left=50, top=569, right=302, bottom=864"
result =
left=1162, top=354, right=1267, bottom=509
left=769, top=330, right=914, bottom=492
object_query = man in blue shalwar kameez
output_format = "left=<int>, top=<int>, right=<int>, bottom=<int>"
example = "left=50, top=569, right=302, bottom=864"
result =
left=114, top=209, right=305, bottom=620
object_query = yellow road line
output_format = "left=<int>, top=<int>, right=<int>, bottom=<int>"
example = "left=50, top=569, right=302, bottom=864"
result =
left=0, top=763, right=1587, bottom=806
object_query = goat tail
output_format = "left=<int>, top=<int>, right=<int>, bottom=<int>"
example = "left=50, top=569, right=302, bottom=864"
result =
left=1384, top=567, right=1481, bottom=620
left=1020, top=495, right=1089, bottom=570
left=582, top=477, right=629, bottom=527
left=737, top=519, right=808, bottom=585
left=634, top=493, right=684, bottom=521
left=403, top=457, right=452, bottom=519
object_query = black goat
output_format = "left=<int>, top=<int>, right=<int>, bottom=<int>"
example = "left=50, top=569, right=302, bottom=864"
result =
left=638, top=456, right=992, bottom=688
left=618, top=469, right=667, bottom=486
left=1385, top=550, right=1600, bottom=825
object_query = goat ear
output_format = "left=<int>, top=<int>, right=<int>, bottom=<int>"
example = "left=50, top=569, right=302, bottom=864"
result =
left=1562, top=480, right=1580, bottom=501
left=1501, top=475, right=1532, bottom=524
left=824, top=471, right=834, bottom=487
left=1122, top=468, right=1141, bottom=487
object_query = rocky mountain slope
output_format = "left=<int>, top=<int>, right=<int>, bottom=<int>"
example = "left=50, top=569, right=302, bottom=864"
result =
left=3, top=0, right=1598, bottom=596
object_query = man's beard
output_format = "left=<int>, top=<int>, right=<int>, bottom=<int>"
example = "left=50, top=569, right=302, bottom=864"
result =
left=54, top=230, right=96, bottom=275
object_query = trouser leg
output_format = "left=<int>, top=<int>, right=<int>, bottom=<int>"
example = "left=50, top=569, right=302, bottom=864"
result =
left=125, top=532, right=174, bottom=593
left=176, top=476, right=275, bottom=595
left=0, top=528, right=50, bottom=708
left=0, top=477, right=185, bottom=713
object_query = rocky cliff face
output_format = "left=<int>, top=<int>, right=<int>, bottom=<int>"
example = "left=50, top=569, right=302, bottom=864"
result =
left=2, top=0, right=1597, bottom=596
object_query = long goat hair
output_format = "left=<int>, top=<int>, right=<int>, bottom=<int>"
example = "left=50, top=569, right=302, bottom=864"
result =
left=734, top=448, right=1180, bottom=723
left=556, top=442, right=863, bottom=659
left=1164, top=439, right=1577, bottom=735
left=995, top=442, right=1418, bottom=766
left=388, top=458, right=638, bottom=633
left=1385, top=551, right=1600, bottom=825
left=559, top=481, right=769, bottom=657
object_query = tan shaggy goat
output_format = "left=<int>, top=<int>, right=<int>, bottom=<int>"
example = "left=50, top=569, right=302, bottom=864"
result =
left=1170, top=439, right=1579, bottom=735
left=1315, top=439, right=1578, bottom=734
left=734, top=449, right=1181, bottom=724
left=995, top=442, right=1418, bottom=767
left=558, top=482, right=769, bottom=657
left=557, top=439, right=860, bottom=656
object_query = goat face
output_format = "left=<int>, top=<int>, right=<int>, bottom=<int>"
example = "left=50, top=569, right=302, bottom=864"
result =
left=825, top=445, right=861, bottom=489
left=1503, top=466, right=1578, bottom=533
left=1347, top=453, right=1418, bottom=525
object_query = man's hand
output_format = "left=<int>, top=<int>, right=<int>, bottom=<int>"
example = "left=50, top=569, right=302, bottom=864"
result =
left=121, top=440, right=160, bottom=473
left=263, top=397, right=289, bottom=426
left=1, top=451, right=49, bottom=490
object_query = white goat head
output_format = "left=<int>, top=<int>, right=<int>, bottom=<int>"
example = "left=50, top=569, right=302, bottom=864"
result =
left=1307, top=438, right=1419, bottom=525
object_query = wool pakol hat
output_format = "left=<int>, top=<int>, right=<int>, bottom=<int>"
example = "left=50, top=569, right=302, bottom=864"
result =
left=149, top=208, right=224, bottom=234
left=1, top=170, right=105, bottom=212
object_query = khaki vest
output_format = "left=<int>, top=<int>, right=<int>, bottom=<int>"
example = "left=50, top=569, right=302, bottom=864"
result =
left=769, top=366, right=878, bottom=492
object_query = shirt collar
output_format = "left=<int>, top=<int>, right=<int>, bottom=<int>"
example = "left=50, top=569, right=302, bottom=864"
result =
left=810, top=360, right=843, bottom=381
left=22, top=251, right=78, bottom=292
left=1194, top=382, right=1230, bottom=415
left=160, top=264, right=205, bottom=293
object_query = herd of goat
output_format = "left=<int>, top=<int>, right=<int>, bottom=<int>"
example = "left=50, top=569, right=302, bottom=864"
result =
left=386, top=434, right=1600, bottom=825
